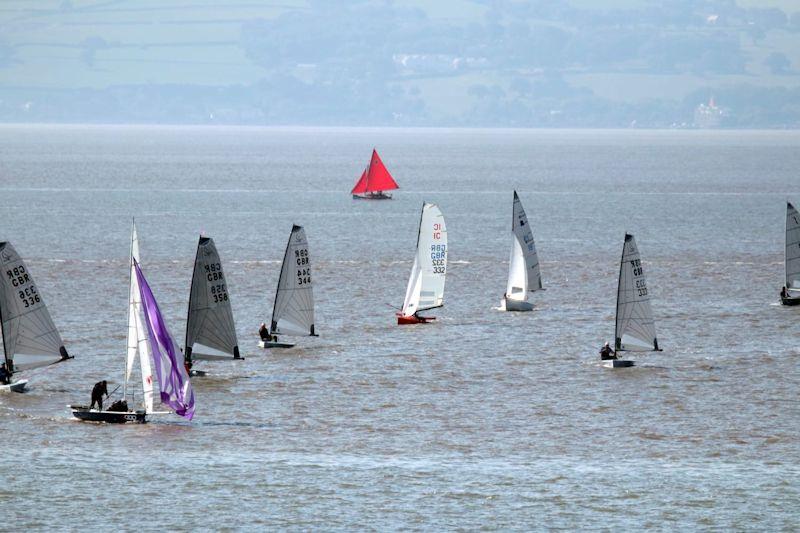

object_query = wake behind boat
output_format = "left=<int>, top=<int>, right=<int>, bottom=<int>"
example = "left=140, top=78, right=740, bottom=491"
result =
left=500, top=191, right=542, bottom=312
left=600, top=233, right=661, bottom=368
left=397, top=203, right=447, bottom=324
left=260, top=225, right=316, bottom=349
left=350, top=148, right=399, bottom=200
left=0, top=241, right=72, bottom=393
left=184, top=235, right=242, bottom=376
left=780, top=201, right=800, bottom=306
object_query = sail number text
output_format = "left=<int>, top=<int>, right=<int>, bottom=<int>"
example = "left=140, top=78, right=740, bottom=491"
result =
left=6, top=266, right=41, bottom=308
left=630, top=259, right=648, bottom=296
left=295, top=248, right=312, bottom=285
left=204, top=262, right=224, bottom=282
left=431, top=244, right=446, bottom=275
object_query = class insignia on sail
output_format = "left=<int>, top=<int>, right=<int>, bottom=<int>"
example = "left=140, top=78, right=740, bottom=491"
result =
left=351, top=148, right=400, bottom=200
left=260, top=225, right=316, bottom=349
left=397, top=202, right=447, bottom=325
left=780, top=201, right=800, bottom=306
left=600, top=233, right=661, bottom=368
left=184, top=235, right=242, bottom=376
left=500, top=191, right=542, bottom=312
left=0, top=241, right=72, bottom=393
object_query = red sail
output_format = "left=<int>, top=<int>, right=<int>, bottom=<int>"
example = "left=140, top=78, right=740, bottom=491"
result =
left=351, top=168, right=369, bottom=194
left=364, top=149, right=399, bottom=192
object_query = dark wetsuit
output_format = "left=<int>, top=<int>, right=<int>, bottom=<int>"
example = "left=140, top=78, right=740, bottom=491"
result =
left=0, top=365, right=10, bottom=385
left=259, top=324, right=270, bottom=341
left=600, top=346, right=617, bottom=360
left=90, top=381, right=108, bottom=410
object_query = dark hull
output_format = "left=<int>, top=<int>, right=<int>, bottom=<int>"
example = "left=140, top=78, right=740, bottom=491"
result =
left=352, top=192, right=393, bottom=200
left=70, top=405, right=147, bottom=424
left=781, top=296, right=800, bottom=306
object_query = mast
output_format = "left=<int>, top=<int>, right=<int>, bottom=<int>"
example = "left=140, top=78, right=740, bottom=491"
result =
left=614, top=234, right=627, bottom=352
left=184, top=235, right=202, bottom=362
left=0, top=294, right=8, bottom=374
left=270, top=227, right=295, bottom=334
left=124, top=220, right=135, bottom=399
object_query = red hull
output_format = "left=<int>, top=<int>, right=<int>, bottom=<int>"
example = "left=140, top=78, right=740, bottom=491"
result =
left=397, top=314, right=435, bottom=325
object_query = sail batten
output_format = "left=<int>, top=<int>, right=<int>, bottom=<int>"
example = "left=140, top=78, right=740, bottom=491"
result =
left=0, top=242, right=68, bottom=372
left=270, top=225, right=315, bottom=337
left=786, top=202, right=800, bottom=290
left=401, top=203, right=447, bottom=315
left=615, top=234, right=658, bottom=352
left=185, top=236, right=239, bottom=360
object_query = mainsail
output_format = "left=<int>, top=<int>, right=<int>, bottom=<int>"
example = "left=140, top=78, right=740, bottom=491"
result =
left=185, top=236, right=239, bottom=360
left=615, top=234, right=659, bottom=352
left=351, top=149, right=400, bottom=195
left=505, top=191, right=542, bottom=301
left=124, top=222, right=154, bottom=413
left=271, top=225, right=315, bottom=336
left=135, top=260, right=195, bottom=420
left=401, top=203, right=447, bottom=315
left=0, top=242, right=69, bottom=372
left=786, top=202, right=800, bottom=293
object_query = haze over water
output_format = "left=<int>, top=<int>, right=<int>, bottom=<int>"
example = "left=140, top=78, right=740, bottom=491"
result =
left=0, top=125, right=798, bottom=530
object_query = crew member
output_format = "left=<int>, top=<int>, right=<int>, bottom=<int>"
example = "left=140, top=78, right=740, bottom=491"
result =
left=600, top=342, right=617, bottom=360
left=90, top=380, right=108, bottom=410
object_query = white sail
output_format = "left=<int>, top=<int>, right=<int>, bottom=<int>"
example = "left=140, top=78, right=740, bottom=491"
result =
left=505, top=191, right=542, bottom=301
left=124, top=222, right=153, bottom=413
left=786, top=202, right=800, bottom=292
left=271, top=225, right=315, bottom=336
left=185, top=236, right=239, bottom=360
left=615, top=233, right=659, bottom=352
left=401, top=203, right=447, bottom=315
left=0, top=242, right=68, bottom=372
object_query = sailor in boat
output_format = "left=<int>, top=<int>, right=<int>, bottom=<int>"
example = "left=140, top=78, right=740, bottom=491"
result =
left=90, top=380, right=109, bottom=410
left=259, top=322, right=270, bottom=342
left=600, top=342, right=617, bottom=361
left=0, top=363, right=10, bottom=385
left=781, top=286, right=789, bottom=300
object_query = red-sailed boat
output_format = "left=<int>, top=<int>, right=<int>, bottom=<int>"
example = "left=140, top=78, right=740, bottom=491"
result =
left=351, top=149, right=400, bottom=200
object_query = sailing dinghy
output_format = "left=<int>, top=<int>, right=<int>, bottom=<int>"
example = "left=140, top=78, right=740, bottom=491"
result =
left=500, top=191, right=542, bottom=311
left=184, top=236, right=241, bottom=376
left=260, top=225, right=316, bottom=348
left=0, top=242, right=72, bottom=393
left=71, top=223, right=194, bottom=423
left=397, top=203, right=447, bottom=324
left=351, top=148, right=399, bottom=200
left=602, top=233, right=660, bottom=368
left=781, top=201, right=800, bottom=306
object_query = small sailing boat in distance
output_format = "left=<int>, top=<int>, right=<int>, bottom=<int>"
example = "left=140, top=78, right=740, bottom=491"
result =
left=0, top=241, right=72, bottom=393
left=397, top=202, right=447, bottom=324
left=184, top=235, right=242, bottom=376
left=260, top=225, right=316, bottom=348
left=500, top=191, right=542, bottom=312
left=780, top=201, right=800, bottom=306
left=601, top=233, right=661, bottom=368
left=351, top=148, right=399, bottom=200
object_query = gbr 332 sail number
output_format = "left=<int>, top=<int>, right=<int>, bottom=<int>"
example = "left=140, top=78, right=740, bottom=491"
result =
left=431, top=223, right=446, bottom=274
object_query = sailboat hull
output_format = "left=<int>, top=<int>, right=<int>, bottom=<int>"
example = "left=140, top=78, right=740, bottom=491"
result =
left=781, top=295, right=800, bottom=306
left=259, top=340, right=296, bottom=349
left=601, top=359, right=635, bottom=368
left=70, top=405, right=147, bottom=424
left=0, top=379, right=28, bottom=393
left=501, top=298, right=534, bottom=312
left=397, top=314, right=434, bottom=325
left=353, top=192, right=392, bottom=200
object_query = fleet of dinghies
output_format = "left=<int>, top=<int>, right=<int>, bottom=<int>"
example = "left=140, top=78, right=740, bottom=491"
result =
left=2, top=172, right=797, bottom=420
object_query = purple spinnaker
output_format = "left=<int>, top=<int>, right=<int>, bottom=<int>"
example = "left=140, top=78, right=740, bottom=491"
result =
left=134, top=260, right=195, bottom=420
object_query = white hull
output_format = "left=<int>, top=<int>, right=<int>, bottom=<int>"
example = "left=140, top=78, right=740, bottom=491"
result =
left=601, top=359, right=635, bottom=368
left=259, top=340, right=295, bottom=349
left=500, top=298, right=533, bottom=312
left=0, top=379, right=28, bottom=393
